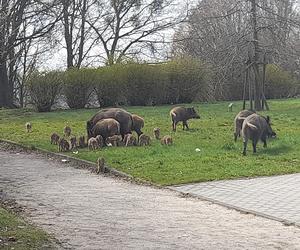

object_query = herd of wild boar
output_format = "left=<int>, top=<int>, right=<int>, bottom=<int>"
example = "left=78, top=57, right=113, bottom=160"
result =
left=47, top=107, right=173, bottom=153
left=25, top=105, right=276, bottom=155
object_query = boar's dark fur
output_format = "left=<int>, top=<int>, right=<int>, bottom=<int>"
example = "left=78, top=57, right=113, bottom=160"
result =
left=170, top=106, right=200, bottom=131
left=241, top=113, right=276, bottom=155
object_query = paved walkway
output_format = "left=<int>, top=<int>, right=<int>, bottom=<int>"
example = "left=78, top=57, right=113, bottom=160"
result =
left=1, top=150, right=300, bottom=249
left=170, top=174, right=300, bottom=226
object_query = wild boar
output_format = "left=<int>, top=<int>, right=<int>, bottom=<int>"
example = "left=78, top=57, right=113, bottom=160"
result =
left=170, top=106, right=200, bottom=131
left=139, top=134, right=151, bottom=146
left=50, top=133, right=60, bottom=145
left=70, top=136, right=77, bottom=150
left=87, top=108, right=133, bottom=138
left=106, top=135, right=123, bottom=147
left=161, top=135, right=173, bottom=145
left=131, top=114, right=144, bottom=137
left=78, top=136, right=86, bottom=148
left=234, top=110, right=256, bottom=142
left=88, top=137, right=98, bottom=150
left=123, top=133, right=137, bottom=146
left=95, top=135, right=104, bottom=148
left=64, top=125, right=72, bottom=137
left=153, top=127, right=160, bottom=140
left=91, top=118, right=120, bottom=143
left=97, top=157, right=105, bottom=174
left=241, top=113, right=276, bottom=155
left=25, top=122, right=32, bottom=133
left=58, top=138, right=70, bottom=152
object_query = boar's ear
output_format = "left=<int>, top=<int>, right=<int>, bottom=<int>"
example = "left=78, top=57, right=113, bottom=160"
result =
left=266, top=116, right=270, bottom=123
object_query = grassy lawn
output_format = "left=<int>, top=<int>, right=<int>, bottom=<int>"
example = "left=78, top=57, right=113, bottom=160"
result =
left=0, top=99, right=300, bottom=185
left=0, top=207, right=54, bottom=249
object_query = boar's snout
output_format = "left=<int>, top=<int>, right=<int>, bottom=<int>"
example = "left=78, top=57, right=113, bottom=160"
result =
left=265, top=116, right=276, bottom=138
left=269, top=130, right=276, bottom=138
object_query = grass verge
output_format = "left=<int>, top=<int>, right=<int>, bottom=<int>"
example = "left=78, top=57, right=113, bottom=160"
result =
left=0, top=99, right=300, bottom=185
left=0, top=205, right=56, bottom=249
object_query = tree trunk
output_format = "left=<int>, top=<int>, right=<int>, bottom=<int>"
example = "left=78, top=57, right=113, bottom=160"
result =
left=250, top=0, right=262, bottom=111
left=0, top=61, right=14, bottom=107
left=243, top=67, right=248, bottom=110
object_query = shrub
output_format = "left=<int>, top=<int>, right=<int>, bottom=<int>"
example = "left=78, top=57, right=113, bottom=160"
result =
left=26, top=71, right=62, bottom=112
left=162, top=58, right=211, bottom=104
left=94, top=65, right=128, bottom=107
left=126, top=63, right=168, bottom=106
left=265, top=64, right=299, bottom=99
left=63, top=68, right=95, bottom=109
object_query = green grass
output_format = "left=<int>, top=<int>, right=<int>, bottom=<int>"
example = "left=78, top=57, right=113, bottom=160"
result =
left=1, top=99, right=300, bottom=186
left=0, top=207, right=54, bottom=249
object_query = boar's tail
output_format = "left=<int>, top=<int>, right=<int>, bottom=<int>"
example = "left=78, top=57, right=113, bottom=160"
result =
left=245, top=120, right=258, bottom=130
left=237, top=116, right=246, bottom=121
left=170, top=111, right=176, bottom=117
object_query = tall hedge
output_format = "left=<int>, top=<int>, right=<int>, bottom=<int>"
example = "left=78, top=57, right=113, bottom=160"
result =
left=94, top=65, right=128, bottom=107
left=125, top=63, right=168, bottom=106
left=162, top=58, right=211, bottom=103
left=265, top=64, right=299, bottom=99
left=26, top=71, right=62, bottom=112
left=94, top=59, right=210, bottom=106
left=63, top=68, right=95, bottom=109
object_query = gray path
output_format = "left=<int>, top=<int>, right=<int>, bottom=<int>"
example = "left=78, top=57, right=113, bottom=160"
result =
left=1, top=150, right=300, bottom=249
left=170, top=174, right=300, bottom=226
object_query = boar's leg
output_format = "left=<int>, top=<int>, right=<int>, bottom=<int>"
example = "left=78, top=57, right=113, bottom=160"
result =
left=252, top=139, right=258, bottom=153
left=261, top=136, right=267, bottom=148
left=172, top=121, right=178, bottom=132
left=242, top=137, right=248, bottom=156
left=234, top=132, right=238, bottom=142
left=183, top=121, right=189, bottom=130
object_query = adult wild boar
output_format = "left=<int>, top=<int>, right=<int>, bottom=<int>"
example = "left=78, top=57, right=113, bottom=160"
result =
left=131, top=114, right=144, bottom=137
left=234, top=110, right=256, bottom=142
left=90, top=118, right=120, bottom=143
left=241, top=113, right=276, bottom=155
left=170, top=106, right=200, bottom=131
left=87, top=108, right=132, bottom=138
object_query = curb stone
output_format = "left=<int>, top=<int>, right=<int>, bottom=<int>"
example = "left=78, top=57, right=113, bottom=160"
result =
left=0, top=139, right=161, bottom=188
left=0, top=138, right=133, bottom=180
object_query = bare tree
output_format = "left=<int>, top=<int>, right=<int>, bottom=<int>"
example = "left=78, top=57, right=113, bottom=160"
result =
left=87, top=0, right=188, bottom=65
left=0, top=0, right=60, bottom=108
left=60, top=0, right=97, bottom=68
left=172, top=0, right=300, bottom=109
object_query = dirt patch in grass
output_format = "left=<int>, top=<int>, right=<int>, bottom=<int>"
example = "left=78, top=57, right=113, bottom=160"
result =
left=0, top=191, right=61, bottom=249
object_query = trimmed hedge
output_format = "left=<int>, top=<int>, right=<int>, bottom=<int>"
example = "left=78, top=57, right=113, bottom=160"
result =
left=92, top=58, right=211, bottom=107
left=125, top=63, right=169, bottom=106
left=63, top=68, right=95, bottom=109
left=265, top=64, right=299, bottom=99
left=162, top=58, right=211, bottom=103
left=26, top=71, right=62, bottom=112
left=26, top=61, right=300, bottom=112
left=94, top=64, right=128, bottom=107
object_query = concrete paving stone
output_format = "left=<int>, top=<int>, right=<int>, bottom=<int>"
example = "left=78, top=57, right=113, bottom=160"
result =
left=170, top=173, right=300, bottom=226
